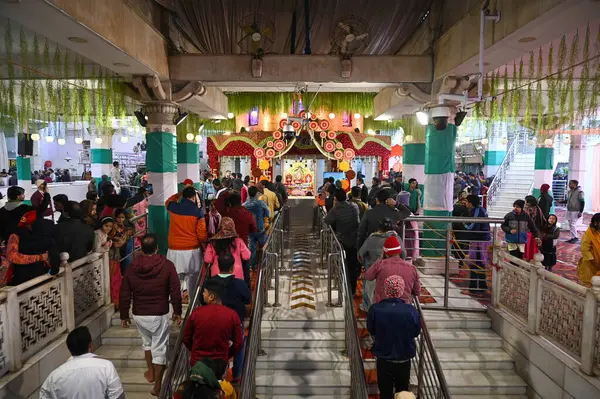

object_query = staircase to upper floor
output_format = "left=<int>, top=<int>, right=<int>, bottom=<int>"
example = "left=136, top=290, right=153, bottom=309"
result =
left=487, top=152, right=535, bottom=219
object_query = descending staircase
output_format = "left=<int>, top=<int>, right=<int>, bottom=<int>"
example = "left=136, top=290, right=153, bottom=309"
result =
left=487, top=153, right=535, bottom=219
left=359, top=309, right=528, bottom=397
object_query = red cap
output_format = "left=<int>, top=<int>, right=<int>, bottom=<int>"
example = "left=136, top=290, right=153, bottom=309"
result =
left=383, top=235, right=402, bottom=256
left=182, top=179, right=194, bottom=186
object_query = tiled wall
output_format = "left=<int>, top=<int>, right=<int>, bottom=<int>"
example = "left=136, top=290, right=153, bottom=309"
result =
left=489, top=306, right=600, bottom=399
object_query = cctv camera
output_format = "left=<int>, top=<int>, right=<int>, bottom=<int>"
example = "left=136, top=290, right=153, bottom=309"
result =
left=433, top=117, right=448, bottom=131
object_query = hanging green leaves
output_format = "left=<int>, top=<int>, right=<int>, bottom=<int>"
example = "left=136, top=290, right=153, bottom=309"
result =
left=567, top=32, right=579, bottom=126
left=525, top=52, right=534, bottom=128
left=557, top=36, right=567, bottom=124
left=536, top=48, right=543, bottom=132
left=577, top=25, right=590, bottom=122
left=547, top=43, right=556, bottom=128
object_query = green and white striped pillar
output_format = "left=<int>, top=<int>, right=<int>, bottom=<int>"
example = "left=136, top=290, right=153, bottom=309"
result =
left=146, top=103, right=179, bottom=254
left=16, top=155, right=32, bottom=204
left=177, top=139, right=200, bottom=191
left=533, top=137, right=555, bottom=200
left=403, top=141, right=425, bottom=196
left=483, top=122, right=507, bottom=177
left=90, top=136, right=113, bottom=187
left=422, top=107, right=458, bottom=257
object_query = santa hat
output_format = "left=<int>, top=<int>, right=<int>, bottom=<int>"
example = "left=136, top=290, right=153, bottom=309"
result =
left=383, top=235, right=402, bottom=256
left=182, top=178, right=194, bottom=186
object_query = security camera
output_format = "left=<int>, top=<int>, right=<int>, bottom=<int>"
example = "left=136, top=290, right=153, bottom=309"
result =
left=433, top=117, right=448, bottom=131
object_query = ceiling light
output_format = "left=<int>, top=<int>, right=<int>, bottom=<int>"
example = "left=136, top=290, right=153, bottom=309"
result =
left=481, top=138, right=489, bottom=145
left=45, top=135, right=55, bottom=143
left=563, top=136, right=571, bottom=145
left=57, top=138, right=66, bottom=145
left=280, top=112, right=287, bottom=119
left=198, top=123, right=205, bottom=132
left=214, top=119, right=221, bottom=123
left=186, top=133, right=194, bottom=141
left=416, top=111, right=429, bottom=126
left=251, top=32, right=262, bottom=42
left=387, top=119, right=393, bottom=123
left=227, top=112, right=234, bottom=119
left=518, top=37, right=536, bottom=43
left=31, top=133, right=41, bottom=141
left=174, top=110, right=189, bottom=126
left=405, top=135, right=413, bottom=143
left=75, top=137, right=83, bottom=144
left=329, top=113, right=335, bottom=119
left=134, top=109, right=147, bottom=127
left=120, top=136, right=129, bottom=143
left=94, top=137, right=103, bottom=144
left=250, top=110, right=258, bottom=118
left=68, top=36, right=88, bottom=43
left=544, top=138, right=553, bottom=146
left=195, top=134, right=203, bottom=142
left=354, top=113, right=361, bottom=119
left=113, top=62, right=130, bottom=67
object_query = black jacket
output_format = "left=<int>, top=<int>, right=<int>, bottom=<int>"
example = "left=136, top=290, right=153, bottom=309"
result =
left=367, top=185, right=381, bottom=208
left=209, top=275, right=251, bottom=322
left=324, top=201, right=360, bottom=248
left=10, top=221, right=60, bottom=286
left=0, top=193, right=51, bottom=243
left=360, top=185, right=369, bottom=204
left=538, top=193, right=553, bottom=219
left=55, top=218, right=95, bottom=261
left=357, top=203, right=411, bottom=249
left=274, top=182, right=288, bottom=203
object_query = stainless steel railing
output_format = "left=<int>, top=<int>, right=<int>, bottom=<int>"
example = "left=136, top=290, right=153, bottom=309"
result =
left=238, top=207, right=286, bottom=398
left=411, top=296, right=452, bottom=399
left=320, top=209, right=369, bottom=399
left=158, top=264, right=209, bottom=399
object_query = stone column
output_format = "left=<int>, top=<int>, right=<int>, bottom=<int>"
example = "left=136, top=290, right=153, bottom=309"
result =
left=484, top=122, right=507, bottom=177
left=146, top=102, right=179, bottom=254
left=532, top=136, right=555, bottom=198
left=90, top=134, right=113, bottom=185
left=422, top=105, right=458, bottom=258
left=568, top=135, right=587, bottom=187
left=0, top=131, right=8, bottom=172
left=177, top=138, right=200, bottom=191
left=16, top=156, right=32, bottom=204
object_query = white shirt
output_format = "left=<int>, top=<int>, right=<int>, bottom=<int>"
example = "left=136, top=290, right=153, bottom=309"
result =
left=40, top=353, right=124, bottom=399
left=110, top=167, right=121, bottom=187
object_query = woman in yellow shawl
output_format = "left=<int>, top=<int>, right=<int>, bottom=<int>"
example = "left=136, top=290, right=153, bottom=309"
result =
left=578, top=213, right=600, bottom=287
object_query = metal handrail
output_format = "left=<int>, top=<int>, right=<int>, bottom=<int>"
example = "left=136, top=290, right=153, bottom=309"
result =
left=411, top=296, right=452, bottom=399
left=238, top=208, right=285, bottom=398
left=158, top=263, right=210, bottom=398
left=486, top=131, right=520, bottom=209
left=321, top=208, right=369, bottom=399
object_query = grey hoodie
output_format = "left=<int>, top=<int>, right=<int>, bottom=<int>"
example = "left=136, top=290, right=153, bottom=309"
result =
left=358, top=230, right=406, bottom=271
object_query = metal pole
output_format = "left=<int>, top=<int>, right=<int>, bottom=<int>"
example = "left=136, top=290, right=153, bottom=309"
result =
left=337, top=253, right=343, bottom=307
left=443, top=222, right=452, bottom=309
left=319, top=229, right=325, bottom=269
left=280, top=228, right=285, bottom=271
left=417, top=333, right=425, bottom=398
left=326, top=253, right=334, bottom=306
left=273, top=252, right=281, bottom=307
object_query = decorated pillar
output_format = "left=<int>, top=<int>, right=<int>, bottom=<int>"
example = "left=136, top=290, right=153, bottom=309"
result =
left=90, top=134, right=113, bottom=184
left=568, top=135, right=586, bottom=188
left=422, top=105, right=458, bottom=257
left=402, top=116, right=426, bottom=194
left=16, top=155, right=33, bottom=204
left=177, top=138, right=200, bottom=191
left=532, top=135, right=555, bottom=198
left=483, top=122, right=507, bottom=177
left=146, top=102, right=179, bottom=253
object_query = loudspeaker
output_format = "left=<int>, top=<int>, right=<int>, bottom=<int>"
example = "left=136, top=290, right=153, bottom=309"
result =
left=18, top=134, right=34, bottom=156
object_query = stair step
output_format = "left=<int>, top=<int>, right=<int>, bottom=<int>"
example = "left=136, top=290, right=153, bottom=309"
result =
left=95, top=345, right=148, bottom=368
left=260, top=329, right=345, bottom=349
left=115, top=367, right=154, bottom=392
left=120, top=392, right=156, bottom=399
left=430, top=329, right=503, bottom=348
left=261, top=319, right=344, bottom=330
left=101, top=327, right=178, bottom=346
left=258, top=396, right=349, bottom=399
left=257, top=349, right=349, bottom=370
left=443, top=369, right=527, bottom=395
left=421, top=310, right=491, bottom=329
left=255, top=369, right=351, bottom=395
left=452, top=396, right=528, bottom=399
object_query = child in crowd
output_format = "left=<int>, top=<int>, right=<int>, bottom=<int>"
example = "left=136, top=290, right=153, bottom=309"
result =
left=540, top=214, right=560, bottom=271
left=173, top=359, right=222, bottom=399
left=205, top=217, right=251, bottom=280
left=211, top=358, right=236, bottom=399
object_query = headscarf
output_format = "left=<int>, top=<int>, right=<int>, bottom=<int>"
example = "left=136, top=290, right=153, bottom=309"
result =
left=384, top=275, right=405, bottom=299
left=211, top=216, right=238, bottom=240
left=540, top=184, right=550, bottom=193
left=188, top=360, right=221, bottom=389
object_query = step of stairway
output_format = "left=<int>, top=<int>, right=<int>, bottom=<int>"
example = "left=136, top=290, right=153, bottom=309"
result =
left=101, top=327, right=179, bottom=346
left=257, top=395, right=349, bottom=399
left=260, top=319, right=344, bottom=330
left=363, top=348, right=514, bottom=371
left=256, top=348, right=349, bottom=370
left=255, top=369, right=351, bottom=395
left=422, top=310, right=491, bottom=329
left=95, top=345, right=148, bottom=368
left=119, top=392, right=156, bottom=399
left=115, top=367, right=154, bottom=393
left=429, top=329, right=503, bottom=348
left=443, top=369, right=527, bottom=395
left=260, top=328, right=346, bottom=349
left=452, top=396, right=528, bottom=399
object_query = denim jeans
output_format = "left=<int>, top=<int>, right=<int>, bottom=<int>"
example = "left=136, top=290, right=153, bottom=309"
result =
left=249, top=231, right=267, bottom=269
left=233, top=323, right=245, bottom=380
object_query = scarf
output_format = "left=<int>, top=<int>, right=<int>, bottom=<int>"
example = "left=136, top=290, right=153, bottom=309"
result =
left=583, top=227, right=600, bottom=266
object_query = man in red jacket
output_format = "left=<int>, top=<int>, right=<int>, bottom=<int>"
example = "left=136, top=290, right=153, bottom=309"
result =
left=120, top=233, right=182, bottom=396
left=182, top=278, right=243, bottom=367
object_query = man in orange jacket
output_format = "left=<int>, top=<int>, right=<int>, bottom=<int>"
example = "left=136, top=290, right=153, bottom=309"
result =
left=165, top=187, right=208, bottom=302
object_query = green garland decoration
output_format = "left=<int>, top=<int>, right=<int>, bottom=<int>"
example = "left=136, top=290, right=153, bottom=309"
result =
left=19, top=27, right=29, bottom=128
left=53, top=45, right=61, bottom=121
left=536, top=48, right=543, bottom=132
left=63, top=50, right=71, bottom=122
left=511, top=61, right=519, bottom=122
left=567, top=32, right=579, bottom=126
left=4, top=21, right=16, bottom=123
left=590, top=26, right=600, bottom=119
left=547, top=43, right=555, bottom=128
left=557, top=36, right=567, bottom=124
left=525, top=52, right=534, bottom=128
left=363, top=117, right=402, bottom=134
left=578, top=25, right=590, bottom=122
left=96, top=68, right=104, bottom=130
left=501, top=66, right=509, bottom=120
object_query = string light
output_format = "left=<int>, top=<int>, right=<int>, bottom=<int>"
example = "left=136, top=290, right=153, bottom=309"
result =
left=186, top=133, right=194, bottom=141
left=75, top=137, right=83, bottom=144
left=354, top=113, right=361, bottom=119
left=31, top=133, right=41, bottom=141
left=120, top=136, right=129, bottom=143
left=57, top=138, right=66, bottom=145
left=45, top=136, right=55, bottom=143
left=195, top=135, right=203, bottom=142
left=329, top=113, right=335, bottom=119
left=227, top=112, right=234, bottom=119
left=94, top=137, right=103, bottom=144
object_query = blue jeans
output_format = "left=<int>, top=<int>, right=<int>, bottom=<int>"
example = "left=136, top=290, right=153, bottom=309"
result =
left=249, top=231, right=267, bottom=270
left=233, top=323, right=245, bottom=380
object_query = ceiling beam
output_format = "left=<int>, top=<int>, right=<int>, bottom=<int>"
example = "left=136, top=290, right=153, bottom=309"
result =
left=168, top=55, right=433, bottom=84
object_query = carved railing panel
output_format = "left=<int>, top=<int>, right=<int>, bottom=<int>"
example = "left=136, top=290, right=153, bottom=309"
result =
left=498, top=265, right=529, bottom=322
left=73, top=258, right=105, bottom=325
left=0, top=301, right=8, bottom=377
